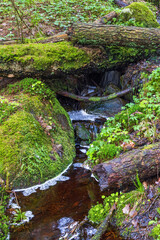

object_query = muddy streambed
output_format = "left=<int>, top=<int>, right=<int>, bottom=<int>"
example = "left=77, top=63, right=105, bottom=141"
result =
left=9, top=106, right=125, bottom=240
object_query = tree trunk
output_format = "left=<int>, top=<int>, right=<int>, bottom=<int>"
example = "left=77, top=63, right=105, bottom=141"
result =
left=92, top=142, right=160, bottom=191
left=72, top=23, right=160, bottom=49
left=57, top=87, right=133, bottom=102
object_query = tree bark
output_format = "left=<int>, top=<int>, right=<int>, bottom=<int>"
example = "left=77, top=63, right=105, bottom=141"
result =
left=72, top=23, right=160, bottom=49
left=92, top=142, right=160, bottom=191
left=57, top=87, right=133, bottom=102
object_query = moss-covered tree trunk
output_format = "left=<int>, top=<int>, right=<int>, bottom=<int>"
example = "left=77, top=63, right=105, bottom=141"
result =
left=93, top=142, right=160, bottom=191
left=72, top=23, right=160, bottom=49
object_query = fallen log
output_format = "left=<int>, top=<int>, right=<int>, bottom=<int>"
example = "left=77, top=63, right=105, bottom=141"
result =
left=94, top=11, right=117, bottom=24
left=92, top=142, right=160, bottom=191
left=57, top=87, right=133, bottom=102
left=72, top=23, right=160, bottom=49
left=91, top=203, right=116, bottom=240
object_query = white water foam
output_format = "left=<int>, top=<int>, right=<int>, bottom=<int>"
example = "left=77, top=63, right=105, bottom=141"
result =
left=14, top=163, right=72, bottom=196
left=68, top=110, right=104, bottom=121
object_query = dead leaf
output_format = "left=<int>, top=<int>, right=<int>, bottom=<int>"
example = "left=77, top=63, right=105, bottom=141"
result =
left=122, top=204, right=130, bottom=215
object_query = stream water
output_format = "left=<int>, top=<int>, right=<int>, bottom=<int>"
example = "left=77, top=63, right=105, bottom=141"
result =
left=9, top=97, right=124, bottom=240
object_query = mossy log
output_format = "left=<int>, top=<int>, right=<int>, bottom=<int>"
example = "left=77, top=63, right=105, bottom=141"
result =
left=72, top=23, right=160, bottom=49
left=93, top=142, right=160, bottom=191
left=57, top=87, right=133, bottom=102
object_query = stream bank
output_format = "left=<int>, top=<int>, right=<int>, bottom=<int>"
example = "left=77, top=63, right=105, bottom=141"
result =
left=0, top=40, right=160, bottom=240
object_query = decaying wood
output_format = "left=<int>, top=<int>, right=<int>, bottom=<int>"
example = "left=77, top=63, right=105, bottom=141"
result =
left=114, top=0, right=128, bottom=7
left=72, top=23, right=160, bottom=49
left=64, top=217, right=88, bottom=240
left=57, top=87, right=133, bottom=102
left=94, top=11, right=117, bottom=24
left=93, top=142, right=160, bottom=191
left=91, top=203, right=116, bottom=240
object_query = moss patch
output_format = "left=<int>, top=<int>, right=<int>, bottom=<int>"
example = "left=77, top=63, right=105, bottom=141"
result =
left=0, top=78, right=75, bottom=188
left=119, top=2, right=159, bottom=28
left=0, top=41, right=90, bottom=71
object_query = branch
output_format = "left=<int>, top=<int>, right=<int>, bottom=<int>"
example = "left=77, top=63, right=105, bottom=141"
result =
left=57, top=87, right=133, bottom=102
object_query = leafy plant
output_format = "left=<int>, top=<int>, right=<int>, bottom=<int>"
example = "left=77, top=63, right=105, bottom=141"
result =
left=149, top=208, right=160, bottom=240
left=88, top=192, right=119, bottom=223
left=133, top=173, right=144, bottom=193
left=13, top=209, right=27, bottom=223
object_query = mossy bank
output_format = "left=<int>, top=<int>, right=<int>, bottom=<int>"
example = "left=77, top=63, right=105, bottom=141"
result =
left=0, top=78, right=75, bottom=189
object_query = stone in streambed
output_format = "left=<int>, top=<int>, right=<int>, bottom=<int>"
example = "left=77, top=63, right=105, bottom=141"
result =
left=75, top=123, right=90, bottom=141
left=86, top=97, right=127, bottom=115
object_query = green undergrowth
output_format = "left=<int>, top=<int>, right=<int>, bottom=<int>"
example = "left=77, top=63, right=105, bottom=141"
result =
left=0, top=78, right=75, bottom=188
left=0, top=187, right=9, bottom=240
left=86, top=67, right=160, bottom=166
left=0, top=41, right=90, bottom=71
left=88, top=175, right=145, bottom=226
left=0, top=0, right=118, bottom=35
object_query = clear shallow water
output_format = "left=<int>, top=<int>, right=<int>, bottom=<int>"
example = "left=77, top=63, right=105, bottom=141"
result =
left=10, top=147, right=102, bottom=240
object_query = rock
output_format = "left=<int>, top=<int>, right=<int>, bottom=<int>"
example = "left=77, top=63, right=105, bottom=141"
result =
left=104, top=84, right=121, bottom=95
left=75, top=123, right=90, bottom=141
left=86, top=97, right=127, bottom=115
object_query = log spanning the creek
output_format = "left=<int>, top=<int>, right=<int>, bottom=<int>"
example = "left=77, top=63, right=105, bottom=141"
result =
left=93, top=142, right=160, bottom=191
left=57, top=87, right=133, bottom=102
left=72, top=23, right=160, bottom=49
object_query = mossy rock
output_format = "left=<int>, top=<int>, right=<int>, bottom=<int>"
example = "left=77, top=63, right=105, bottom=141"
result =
left=0, top=78, right=75, bottom=188
left=119, top=2, right=159, bottom=28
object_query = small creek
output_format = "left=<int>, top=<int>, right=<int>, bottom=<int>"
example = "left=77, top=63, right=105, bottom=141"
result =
left=9, top=86, right=125, bottom=240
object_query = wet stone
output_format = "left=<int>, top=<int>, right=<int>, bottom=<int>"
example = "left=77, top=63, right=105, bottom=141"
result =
left=75, top=123, right=91, bottom=141
left=139, top=217, right=150, bottom=228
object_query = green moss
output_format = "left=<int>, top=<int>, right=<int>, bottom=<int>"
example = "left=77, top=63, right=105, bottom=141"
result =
left=0, top=41, right=90, bottom=71
left=0, top=187, right=9, bottom=240
left=89, top=97, right=101, bottom=101
left=120, top=2, right=159, bottom=28
left=0, top=78, right=75, bottom=188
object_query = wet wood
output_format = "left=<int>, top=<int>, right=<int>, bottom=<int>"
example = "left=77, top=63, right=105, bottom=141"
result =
left=93, top=142, right=160, bottom=191
left=57, top=87, right=133, bottom=102
left=72, top=23, right=160, bottom=49
left=91, top=203, right=116, bottom=240
left=114, top=0, right=128, bottom=7
left=94, top=11, right=117, bottom=24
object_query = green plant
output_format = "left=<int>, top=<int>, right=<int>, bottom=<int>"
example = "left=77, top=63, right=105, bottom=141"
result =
left=133, top=173, right=144, bottom=193
left=13, top=209, right=26, bottom=223
left=88, top=192, right=120, bottom=223
left=149, top=208, right=160, bottom=240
